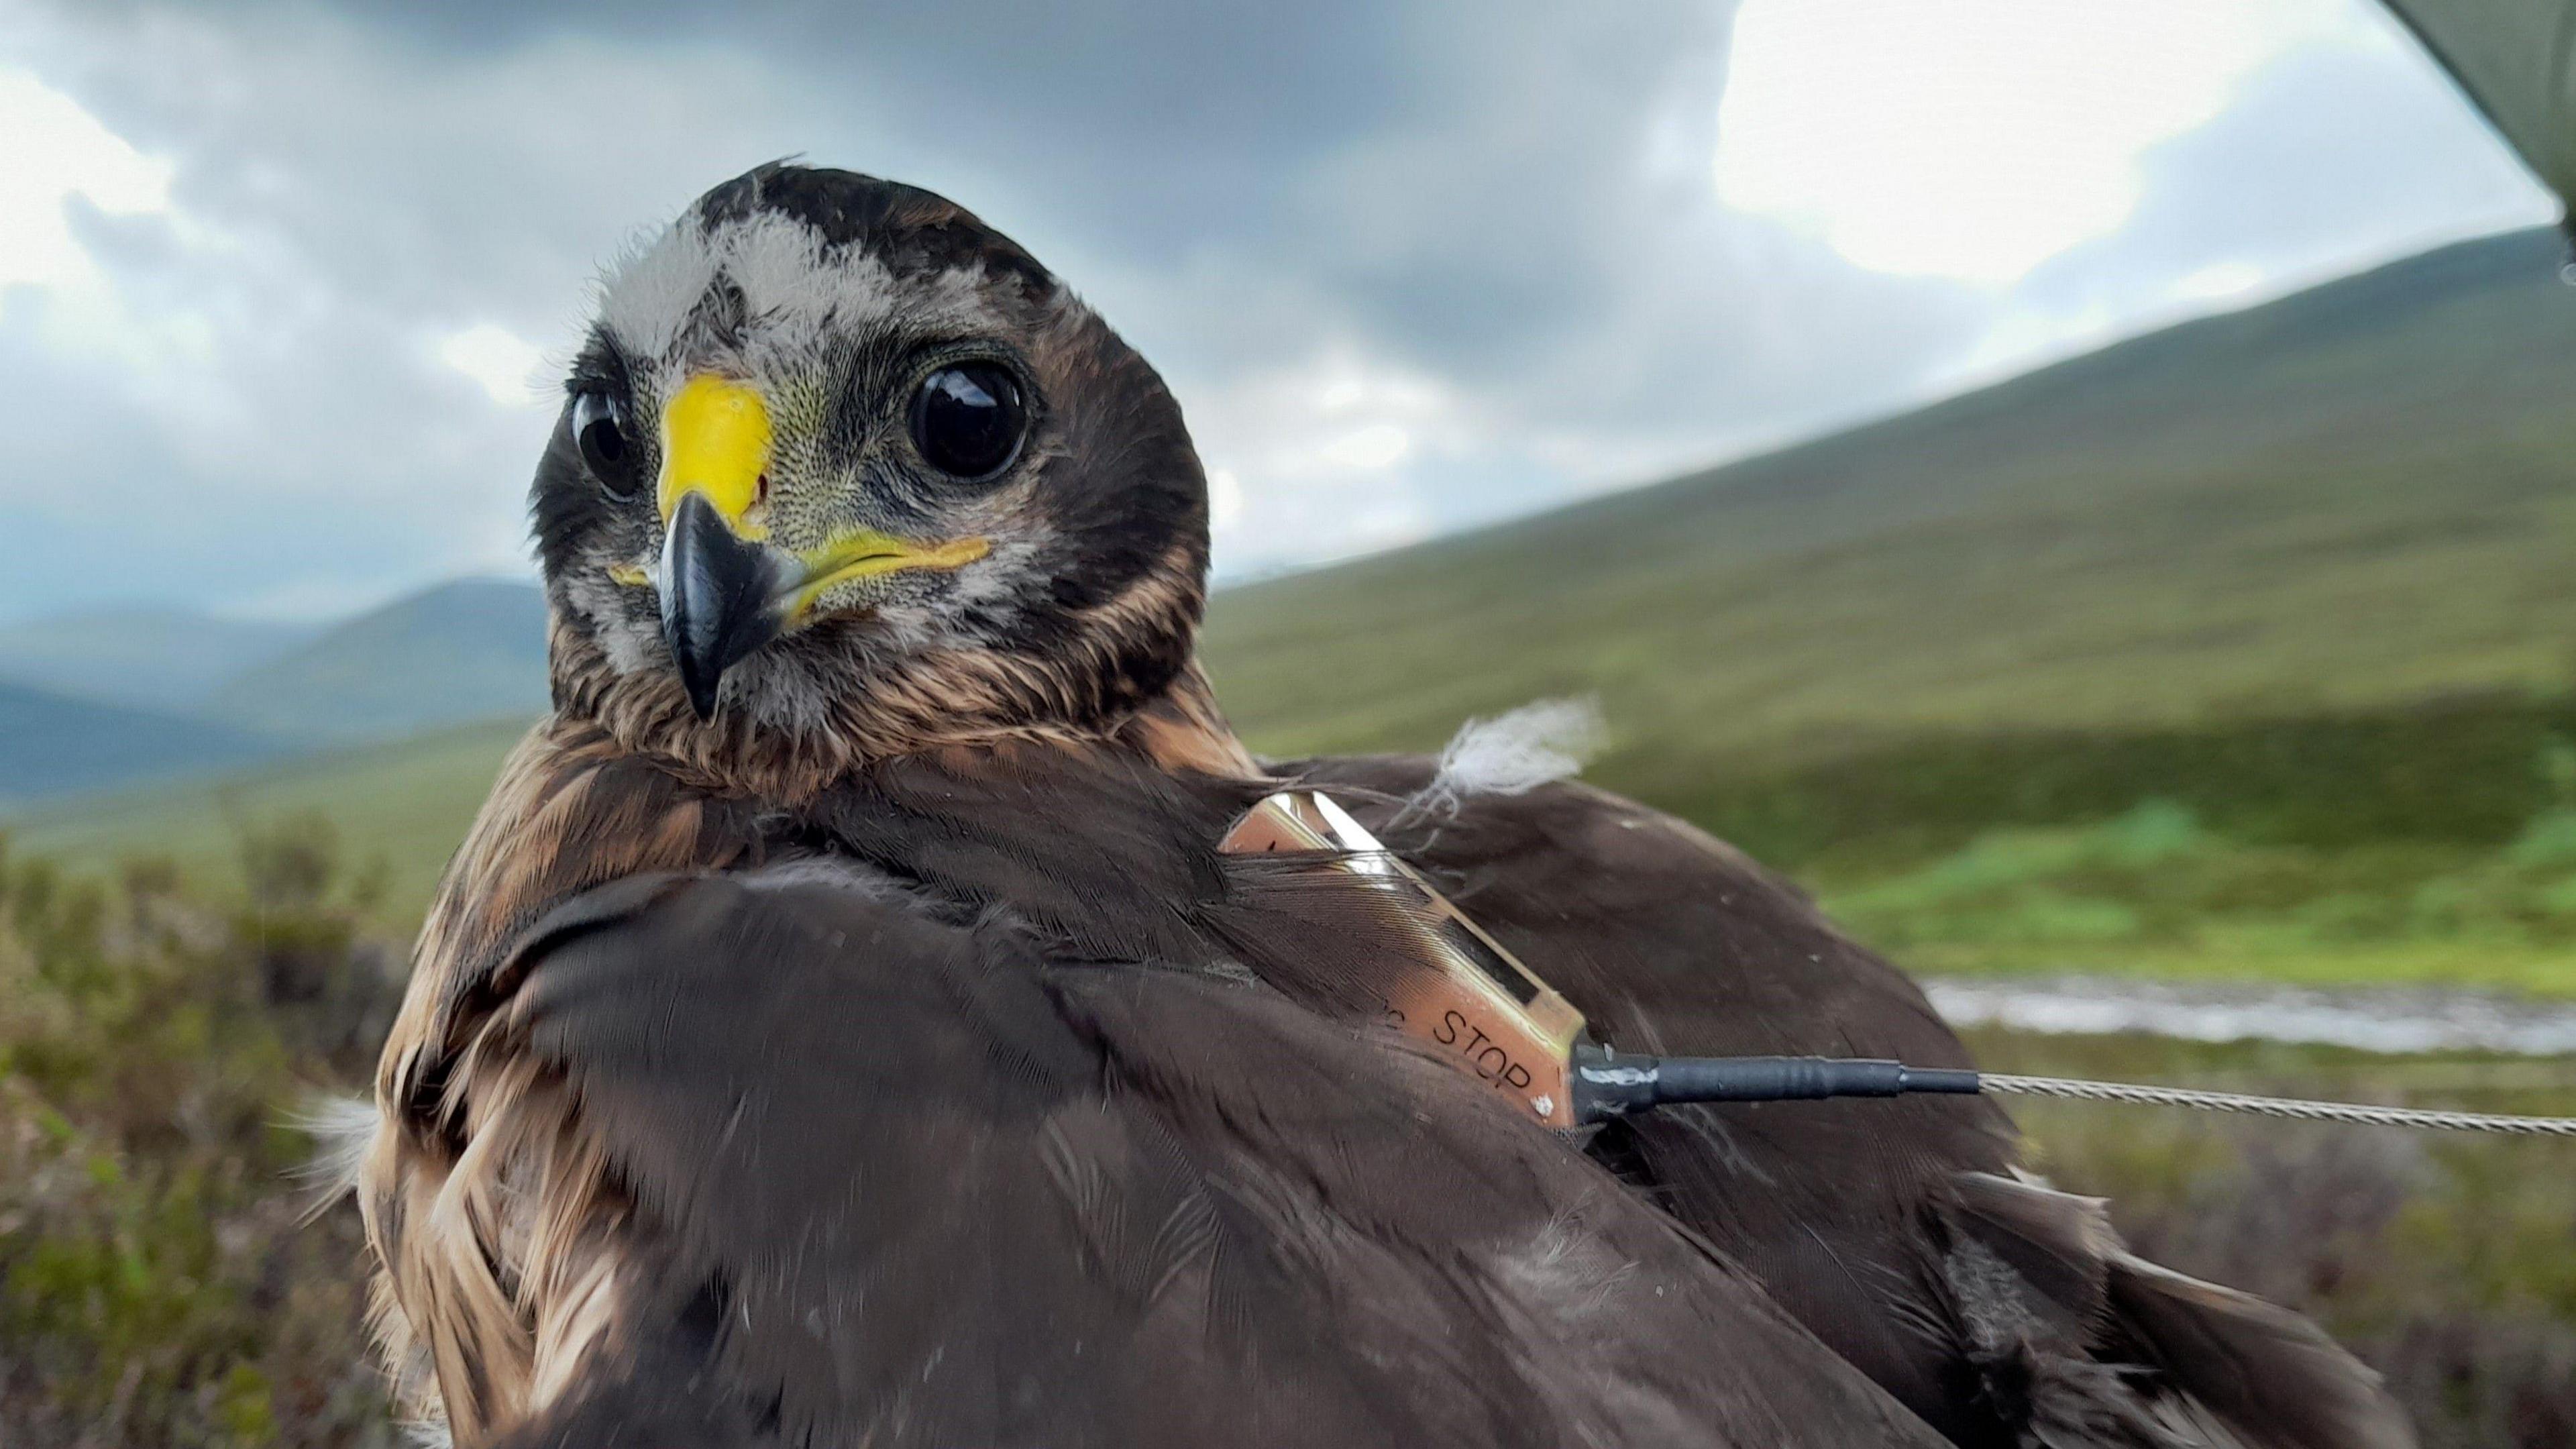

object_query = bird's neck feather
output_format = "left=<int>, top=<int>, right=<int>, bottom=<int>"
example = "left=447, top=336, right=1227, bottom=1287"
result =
left=388, top=655, right=1261, bottom=1105
left=541, top=547, right=1242, bottom=797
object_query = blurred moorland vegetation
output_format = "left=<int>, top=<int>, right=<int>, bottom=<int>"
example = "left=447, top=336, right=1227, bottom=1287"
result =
left=1972, top=1027, right=2576, bottom=1449
left=1, top=818, right=400, bottom=1448
left=5, top=823, right=2576, bottom=1445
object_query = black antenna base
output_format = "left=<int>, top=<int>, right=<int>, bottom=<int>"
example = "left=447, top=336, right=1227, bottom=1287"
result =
left=1570, top=1045, right=1982, bottom=1123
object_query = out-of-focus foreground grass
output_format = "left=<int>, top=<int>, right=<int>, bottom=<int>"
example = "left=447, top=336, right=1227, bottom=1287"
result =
left=1, top=822, right=399, bottom=1448
left=1974, top=1028, right=2576, bottom=1449
left=5, top=817, right=2576, bottom=1446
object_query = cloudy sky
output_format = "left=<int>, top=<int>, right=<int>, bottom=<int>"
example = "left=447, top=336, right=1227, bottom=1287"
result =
left=0, top=0, right=2554, bottom=625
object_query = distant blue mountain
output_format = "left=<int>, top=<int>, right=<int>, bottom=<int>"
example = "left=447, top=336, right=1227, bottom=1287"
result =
left=0, top=606, right=319, bottom=712
left=0, top=681, right=294, bottom=804
left=203, top=579, right=551, bottom=741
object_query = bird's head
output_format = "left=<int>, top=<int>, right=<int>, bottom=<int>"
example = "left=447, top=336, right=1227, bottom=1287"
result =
left=537, top=164, right=1209, bottom=780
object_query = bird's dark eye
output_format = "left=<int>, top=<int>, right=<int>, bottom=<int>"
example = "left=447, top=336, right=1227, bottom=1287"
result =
left=572, top=391, right=637, bottom=498
left=908, top=363, right=1027, bottom=481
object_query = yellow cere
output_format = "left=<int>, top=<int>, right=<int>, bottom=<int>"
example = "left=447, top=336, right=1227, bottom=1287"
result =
left=657, top=374, right=774, bottom=533
left=789, top=530, right=991, bottom=619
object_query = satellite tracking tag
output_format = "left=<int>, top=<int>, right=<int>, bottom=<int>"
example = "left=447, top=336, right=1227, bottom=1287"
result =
left=1216, top=801, right=2576, bottom=1138
left=1218, top=791, right=1589, bottom=1128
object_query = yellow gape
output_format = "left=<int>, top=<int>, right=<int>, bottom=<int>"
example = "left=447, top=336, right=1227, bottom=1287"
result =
left=657, top=374, right=773, bottom=535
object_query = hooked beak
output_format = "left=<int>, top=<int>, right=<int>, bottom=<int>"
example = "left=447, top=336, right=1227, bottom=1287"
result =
left=647, top=374, right=992, bottom=720
left=661, top=489, right=794, bottom=720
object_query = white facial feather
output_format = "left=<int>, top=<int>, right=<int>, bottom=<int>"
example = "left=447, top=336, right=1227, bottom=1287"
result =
left=724, top=645, right=846, bottom=735
left=941, top=536, right=1046, bottom=634
left=594, top=205, right=996, bottom=373
left=558, top=570, right=657, bottom=678
left=594, top=221, right=722, bottom=360
left=721, top=211, right=905, bottom=370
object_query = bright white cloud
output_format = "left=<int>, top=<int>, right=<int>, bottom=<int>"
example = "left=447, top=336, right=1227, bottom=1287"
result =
left=1205, top=467, right=1246, bottom=531
left=1713, top=0, right=2371, bottom=284
left=2171, top=260, right=2266, bottom=302
left=1321, top=423, right=1412, bottom=470
left=0, top=66, right=171, bottom=296
left=437, top=323, right=549, bottom=408
left=1184, top=349, right=1490, bottom=571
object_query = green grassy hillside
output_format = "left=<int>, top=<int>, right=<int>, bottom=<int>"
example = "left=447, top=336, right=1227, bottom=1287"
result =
left=8, top=718, right=532, bottom=926
left=1201, top=227, right=2576, bottom=766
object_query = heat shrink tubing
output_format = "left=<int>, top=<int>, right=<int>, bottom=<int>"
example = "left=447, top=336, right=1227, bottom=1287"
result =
left=1570, top=1045, right=1983, bottom=1122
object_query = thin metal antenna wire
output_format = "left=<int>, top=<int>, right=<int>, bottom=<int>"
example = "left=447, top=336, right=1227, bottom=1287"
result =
left=1980, top=1072, right=2576, bottom=1135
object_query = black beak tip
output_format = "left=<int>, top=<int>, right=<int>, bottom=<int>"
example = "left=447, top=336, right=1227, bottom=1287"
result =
left=660, top=490, right=786, bottom=722
left=678, top=660, right=722, bottom=721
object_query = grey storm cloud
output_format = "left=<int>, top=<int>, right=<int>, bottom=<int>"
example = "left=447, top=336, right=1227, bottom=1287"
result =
left=0, top=0, right=2551, bottom=622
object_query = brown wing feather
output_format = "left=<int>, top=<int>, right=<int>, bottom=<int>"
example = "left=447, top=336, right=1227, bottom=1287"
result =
left=1287, top=754, right=2412, bottom=1449
left=361, top=720, right=757, bottom=1439
left=444, top=859, right=1949, bottom=1448
left=365, top=710, right=2406, bottom=1446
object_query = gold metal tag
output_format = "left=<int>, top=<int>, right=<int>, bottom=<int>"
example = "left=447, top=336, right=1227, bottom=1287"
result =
left=1218, top=791, right=1588, bottom=1128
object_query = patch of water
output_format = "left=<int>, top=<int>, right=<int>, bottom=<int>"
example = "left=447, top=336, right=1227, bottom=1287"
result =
left=1926, top=975, right=2576, bottom=1056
